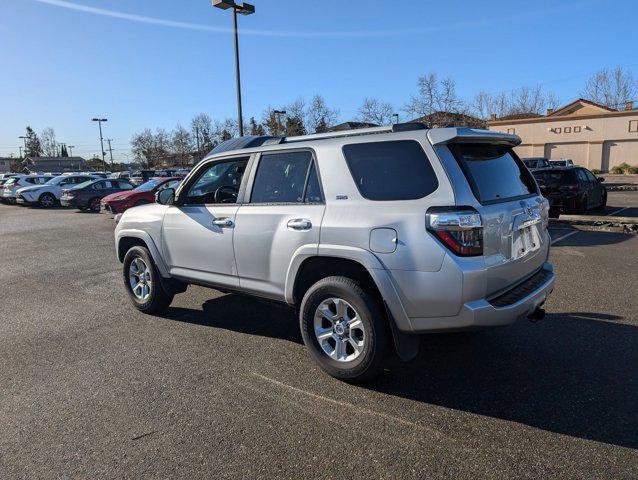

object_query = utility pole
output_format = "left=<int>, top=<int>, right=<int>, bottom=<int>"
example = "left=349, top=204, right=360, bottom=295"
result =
left=106, top=139, right=114, bottom=169
left=92, top=118, right=108, bottom=172
left=195, top=125, right=200, bottom=157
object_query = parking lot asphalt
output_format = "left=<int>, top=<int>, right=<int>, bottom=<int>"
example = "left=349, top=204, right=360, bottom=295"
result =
left=1, top=200, right=637, bottom=479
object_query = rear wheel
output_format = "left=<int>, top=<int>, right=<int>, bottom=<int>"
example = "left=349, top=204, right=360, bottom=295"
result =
left=123, top=246, right=174, bottom=314
left=576, top=196, right=588, bottom=214
left=299, top=276, right=389, bottom=383
left=38, top=192, right=56, bottom=208
left=598, top=191, right=607, bottom=210
left=89, top=197, right=101, bottom=212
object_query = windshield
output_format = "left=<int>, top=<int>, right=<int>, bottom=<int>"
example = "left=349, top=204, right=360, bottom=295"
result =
left=4, top=178, right=19, bottom=185
left=450, top=143, right=537, bottom=204
left=45, top=176, right=66, bottom=185
left=134, top=179, right=162, bottom=191
left=533, top=170, right=577, bottom=187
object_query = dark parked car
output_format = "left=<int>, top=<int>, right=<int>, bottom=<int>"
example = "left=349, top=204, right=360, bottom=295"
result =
left=533, top=167, right=606, bottom=218
left=60, top=179, right=134, bottom=212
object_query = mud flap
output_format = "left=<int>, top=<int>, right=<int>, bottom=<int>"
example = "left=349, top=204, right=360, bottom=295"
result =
left=384, top=302, right=419, bottom=362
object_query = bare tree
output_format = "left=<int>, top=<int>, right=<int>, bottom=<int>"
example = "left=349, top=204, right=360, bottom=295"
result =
left=190, top=113, right=214, bottom=154
left=306, top=95, right=338, bottom=132
left=581, top=66, right=638, bottom=108
left=130, top=128, right=171, bottom=168
left=213, top=118, right=239, bottom=143
left=404, top=73, right=465, bottom=119
left=473, top=85, right=560, bottom=119
left=40, top=127, right=57, bottom=157
left=172, top=124, right=193, bottom=167
left=262, top=107, right=285, bottom=136
left=358, top=98, right=394, bottom=125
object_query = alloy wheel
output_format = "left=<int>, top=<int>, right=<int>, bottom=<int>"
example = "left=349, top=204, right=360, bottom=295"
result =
left=313, top=298, right=365, bottom=362
left=129, top=257, right=152, bottom=301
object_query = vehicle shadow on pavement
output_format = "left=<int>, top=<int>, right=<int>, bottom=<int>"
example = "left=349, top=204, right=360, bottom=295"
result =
left=550, top=228, right=634, bottom=247
left=368, top=311, right=637, bottom=449
left=159, top=294, right=303, bottom=344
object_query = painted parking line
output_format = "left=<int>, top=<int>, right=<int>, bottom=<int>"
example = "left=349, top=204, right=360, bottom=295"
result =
left=551, top=230, right=579, bottom=245
left=606, top=206, right=629, bottom=217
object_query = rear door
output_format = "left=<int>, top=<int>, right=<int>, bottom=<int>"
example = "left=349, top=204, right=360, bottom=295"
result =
left=232, top=150, right=325, bottom=299
left=448, top=143, right=549, bottom=295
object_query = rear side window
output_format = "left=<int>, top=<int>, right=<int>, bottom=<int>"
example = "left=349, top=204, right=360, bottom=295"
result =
left=250, top=151, right=319, bottom=203
left=342, top=140, right=438, bottom=201
left=449, top=143, right=537, bottom=204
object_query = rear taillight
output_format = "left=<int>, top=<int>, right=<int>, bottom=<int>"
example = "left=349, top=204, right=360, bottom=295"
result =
left=426, top=207, right=483, bottom=256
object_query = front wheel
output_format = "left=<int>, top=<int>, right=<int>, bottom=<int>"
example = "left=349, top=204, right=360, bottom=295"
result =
left=123, top=246, right=174, bottom=314
left=299, top=276, right=389, bottom=383
left=39, top=192, right=56, bottom=208
left=576, top=196, right=588, bottom=214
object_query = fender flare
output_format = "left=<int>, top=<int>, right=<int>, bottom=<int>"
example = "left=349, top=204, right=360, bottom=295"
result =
left=284, top=244, right=414, bottom=335
left=115, top=229, right=170, bottom=278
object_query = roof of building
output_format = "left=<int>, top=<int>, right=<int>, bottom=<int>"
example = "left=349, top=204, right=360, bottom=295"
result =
left=410, top=111, right=485, bottom=128
left=497, top=112, right=543, bottom=121
left=548, top=98, right=616, bottom=116
left=24, top=156, right=86, bottom=163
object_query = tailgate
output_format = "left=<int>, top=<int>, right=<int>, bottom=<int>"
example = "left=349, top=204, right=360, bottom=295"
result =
left=480, top=197, right=549, bottom=296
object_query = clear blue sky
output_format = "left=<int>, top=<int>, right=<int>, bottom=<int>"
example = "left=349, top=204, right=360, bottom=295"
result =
left=1, top=0, right=636, bottom=161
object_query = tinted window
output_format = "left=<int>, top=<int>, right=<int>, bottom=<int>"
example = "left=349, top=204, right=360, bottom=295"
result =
left=450, top=143, right=537, bottom=203
left=92, top=181, right=106, bottom=190
left=251, top=151, right=313, bottom=203
left=533, top=170, right=577, bottom=187
left=584, top=169, right=597, bottom=182
left=304, top=163, right=322, bottom=203
left=342, top=140, right=438, bottom=201
left=576, top=169, right=589, bottom=184
left=185, top=158, right=247, bottom=204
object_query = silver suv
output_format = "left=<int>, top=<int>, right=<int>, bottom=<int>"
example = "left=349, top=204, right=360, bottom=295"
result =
left=114, top=124, right=555, bottom=381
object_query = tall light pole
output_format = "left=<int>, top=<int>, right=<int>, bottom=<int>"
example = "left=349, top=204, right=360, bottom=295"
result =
left=92, top=118, right=108, bottom=172
left=212, top=0, right=255, bottom=137
left=68, top=145, right=75, bottom=156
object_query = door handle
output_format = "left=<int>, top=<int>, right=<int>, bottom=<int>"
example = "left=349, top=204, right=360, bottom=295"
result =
left=287, top=218, right=312, bottom=230
left=212, top=218, right=234, bottom=228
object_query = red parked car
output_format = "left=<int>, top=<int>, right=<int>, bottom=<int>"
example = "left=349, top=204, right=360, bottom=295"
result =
left=100, top=177, right=181, bottom=214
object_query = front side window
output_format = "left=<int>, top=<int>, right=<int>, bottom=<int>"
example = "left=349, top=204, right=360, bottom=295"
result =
left=184, top=158, right=248, bottom=204
left=250, top=151, right=318, bottom=204
left=343, top=140, right=438, bottom=201
left=449, top=143, right=537, bottom=204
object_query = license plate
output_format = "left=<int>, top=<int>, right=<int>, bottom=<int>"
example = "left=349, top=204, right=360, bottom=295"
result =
left=512, top=226, right=541, bottom=260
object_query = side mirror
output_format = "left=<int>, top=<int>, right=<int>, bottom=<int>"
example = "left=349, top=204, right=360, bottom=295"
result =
left=156, top=188, right=175, bottom=205
left=597, top=177, right=605, bottom=183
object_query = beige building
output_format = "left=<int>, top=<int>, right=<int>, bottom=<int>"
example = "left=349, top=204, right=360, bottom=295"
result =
left=487, top=99, right=638, bottom=171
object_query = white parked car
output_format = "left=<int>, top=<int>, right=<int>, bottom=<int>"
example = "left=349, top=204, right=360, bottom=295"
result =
left=16, top=174, right=100, bottom=208
left=1, top=175, right=52, bottom=204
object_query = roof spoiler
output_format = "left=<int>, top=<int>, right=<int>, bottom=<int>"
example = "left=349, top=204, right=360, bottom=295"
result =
left=427, top=128, right=521, bottom=147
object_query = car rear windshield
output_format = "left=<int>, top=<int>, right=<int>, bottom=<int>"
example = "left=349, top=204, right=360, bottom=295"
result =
left=449, top=143, right=537, bottom=204
left=533, top=170, right=577, bottom=187
left=342, top=140, right=438, bottom=201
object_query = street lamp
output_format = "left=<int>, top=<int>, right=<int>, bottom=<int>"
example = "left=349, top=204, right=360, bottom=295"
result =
left=68, top=145, right=75, bottom=156
left=274, top=109, right=286, bottom=135
left=92, top=118, right=108, bottom=172
left=212, top=0, right=255, bottom=137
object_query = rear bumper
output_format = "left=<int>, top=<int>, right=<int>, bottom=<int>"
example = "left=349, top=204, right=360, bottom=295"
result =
left=408, top=263, right=554, bottom=332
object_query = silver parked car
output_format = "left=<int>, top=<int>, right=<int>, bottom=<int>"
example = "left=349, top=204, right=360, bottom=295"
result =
left=114, top=125, right=555, bottom=381
left=1, top=174, right=52, bottom=204
left=16, top=173, right=100, bottom=207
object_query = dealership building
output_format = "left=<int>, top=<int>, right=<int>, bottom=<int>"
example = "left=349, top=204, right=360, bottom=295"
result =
left=487, top=98, right=638, bottom=171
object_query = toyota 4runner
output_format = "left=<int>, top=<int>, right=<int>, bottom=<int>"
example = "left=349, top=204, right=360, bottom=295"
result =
left=114, top=124, right=555, bottom=382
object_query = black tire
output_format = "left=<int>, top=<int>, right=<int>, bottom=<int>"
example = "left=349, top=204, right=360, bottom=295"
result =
left=299, top=276, right=389, bottom=383
left=38, top=192, right=56, bottom=208
left=598, top=191, right=607, bottom=210
left=78, top=206, right=87, bottom=211
left=123, top=246, right=174, bottom=314
left=577, top=196, right=588, bottom=214
left=548, top=207, right=560, bottom=219
left=89, top=197, right=101, bottom=212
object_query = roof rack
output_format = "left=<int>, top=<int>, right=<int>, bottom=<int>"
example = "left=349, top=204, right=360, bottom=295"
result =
left=262, top=122, right=429, bottom=146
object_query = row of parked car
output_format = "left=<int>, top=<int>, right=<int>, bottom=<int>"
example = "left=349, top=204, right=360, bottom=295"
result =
left=0, top=171, right=185, bottom=214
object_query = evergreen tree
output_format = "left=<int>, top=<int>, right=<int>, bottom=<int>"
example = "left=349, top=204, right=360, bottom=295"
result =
left=60, top=144, right=69, bottom=157
left=24, top=126, right=43, bottom=157
left=284, top=116, right=306, bottom=137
